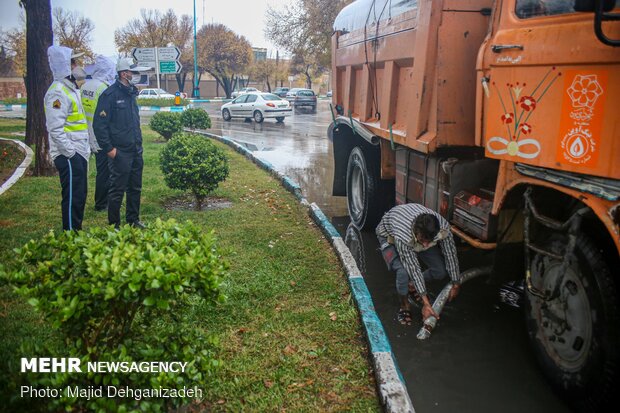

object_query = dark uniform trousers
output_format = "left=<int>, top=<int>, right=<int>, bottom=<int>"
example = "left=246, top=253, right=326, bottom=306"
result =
left=94, top=150, right=110, bottom=210
left=53, top=154, right=88, bottom=231
left=107, top=149, right=143, bottom=227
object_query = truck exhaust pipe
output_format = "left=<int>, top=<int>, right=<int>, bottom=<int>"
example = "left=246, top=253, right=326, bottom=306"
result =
left=417, top=266, right=493, bottom=340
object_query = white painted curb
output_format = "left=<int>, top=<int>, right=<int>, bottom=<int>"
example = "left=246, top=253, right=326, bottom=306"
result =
left=0, top=137, right=33, bottom=196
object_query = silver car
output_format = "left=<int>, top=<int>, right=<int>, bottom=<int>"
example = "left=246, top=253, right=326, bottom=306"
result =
left=221, top=93, right=292, bottom=123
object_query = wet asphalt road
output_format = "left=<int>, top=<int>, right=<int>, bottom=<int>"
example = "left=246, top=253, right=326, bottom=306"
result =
left=184, top=100, right=571, bottom=413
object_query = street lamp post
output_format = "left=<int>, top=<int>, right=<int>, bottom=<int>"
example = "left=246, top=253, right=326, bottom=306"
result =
left=192, top=0, right=200, bottom=98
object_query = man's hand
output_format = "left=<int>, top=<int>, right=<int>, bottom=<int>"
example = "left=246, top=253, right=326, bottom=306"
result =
left=422, top=303, right=439, bottom=321
left=448, top=284, right=460, bottom=302
left=107, top=148, right=117, bottom=159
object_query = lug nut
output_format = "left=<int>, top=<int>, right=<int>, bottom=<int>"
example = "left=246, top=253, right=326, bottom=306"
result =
left=565, top=281, right=578, bottom=296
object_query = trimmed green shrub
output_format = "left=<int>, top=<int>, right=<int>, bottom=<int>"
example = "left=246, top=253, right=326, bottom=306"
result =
left=180, top=108, right=211, bottom=130
left=137, top=98, right=189, bottom=107
left=0, top=219, right=227, bottom=412
left=149, top=112, right=183, bottom=141
left=160, top=134, right=229, bottom=210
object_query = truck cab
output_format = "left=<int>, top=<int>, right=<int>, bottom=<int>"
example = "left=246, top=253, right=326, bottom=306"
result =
left=329, top=0, right=620, bottom=409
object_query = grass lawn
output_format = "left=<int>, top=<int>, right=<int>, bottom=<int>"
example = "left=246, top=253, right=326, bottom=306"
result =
left=0, top=119, right=379, bottom=411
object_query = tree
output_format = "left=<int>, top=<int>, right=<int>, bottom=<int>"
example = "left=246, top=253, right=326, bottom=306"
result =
left=19, top=0, right=54, bottom=175
left=265, top=0, right=351, bottom=88
left=114, top=9, right=193, bottom=92
left=248, top=59, right=276, bottom=92
left=0, top=46, right=12, bottom=77
left=196, top=24, right=252, bottom=99
left=52, top=7, right=95, bottom=59
left=0, top=16, right=26, bottom=77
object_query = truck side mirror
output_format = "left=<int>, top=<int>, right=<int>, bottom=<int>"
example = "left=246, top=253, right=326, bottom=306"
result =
left=574, top=0, right=620, bottom=47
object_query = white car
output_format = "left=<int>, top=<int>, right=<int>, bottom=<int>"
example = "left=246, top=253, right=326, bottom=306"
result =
left=138, top=88, right=175, bottom=99
left=231, top=87, right=260, bottom=99
left=221, top=93, right=292, bottom=123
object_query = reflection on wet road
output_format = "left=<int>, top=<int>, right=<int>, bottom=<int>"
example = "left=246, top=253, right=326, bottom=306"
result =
left=186, top=101, right=347, bottom=219
left=183, top=101, right=569, bottom=412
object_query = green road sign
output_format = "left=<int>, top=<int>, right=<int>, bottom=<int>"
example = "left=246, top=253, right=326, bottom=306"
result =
left=159, top=61, right=181, bottom=74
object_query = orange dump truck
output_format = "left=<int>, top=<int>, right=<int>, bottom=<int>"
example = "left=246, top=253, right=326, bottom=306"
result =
left=329, top=0, right=619, bottom=409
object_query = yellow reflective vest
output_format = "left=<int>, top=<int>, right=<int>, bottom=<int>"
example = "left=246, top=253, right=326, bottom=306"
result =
left=81, top=78, right=109, bottom=152
left=44, top=79, right=90, bottom=161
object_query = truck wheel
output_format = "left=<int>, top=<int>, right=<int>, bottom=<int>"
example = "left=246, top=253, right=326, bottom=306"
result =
left=525, top=233, right=619, bottom=411
left=346, top=147, right=392, bottom=229
left=222, top=109, right=231, bottom=121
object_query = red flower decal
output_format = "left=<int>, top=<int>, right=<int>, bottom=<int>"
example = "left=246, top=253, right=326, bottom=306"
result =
left=501, top=112, right=514, bottom=124
left=519, top=96, right=536, bottom=111
left=520, top=123, right=532, bottom=135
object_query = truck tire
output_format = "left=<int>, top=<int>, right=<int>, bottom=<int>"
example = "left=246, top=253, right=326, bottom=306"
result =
left=346, top=146, right=393, bottom=229
left=525, top=233, right=619, bottom=411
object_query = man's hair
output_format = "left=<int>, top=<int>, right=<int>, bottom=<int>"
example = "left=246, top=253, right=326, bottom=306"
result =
left=412, top=213, right=440, bottom=242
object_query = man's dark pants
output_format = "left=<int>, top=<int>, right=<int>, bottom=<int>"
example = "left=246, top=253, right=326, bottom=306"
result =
left=107, top=149, right=143, bottom=227
left=54, top=154, right=88, bottom=231
left=94, top=150, right=110, bottom=210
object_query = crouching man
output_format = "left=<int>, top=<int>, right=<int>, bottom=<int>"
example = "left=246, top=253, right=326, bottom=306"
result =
left=376, top=203, right=462, bottom=325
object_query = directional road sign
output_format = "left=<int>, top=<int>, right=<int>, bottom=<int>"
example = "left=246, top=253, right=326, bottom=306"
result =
left=159, top=61, right=182, bottom=74
left=157, top=46, right=181, bottom=61
left=131, top=47, right=155, bottom=62
left=137, top=61, right=156, bottom=70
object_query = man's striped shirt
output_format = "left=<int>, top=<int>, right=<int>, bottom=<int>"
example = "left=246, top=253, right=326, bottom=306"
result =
left=376, top=203, right=460, bottom=296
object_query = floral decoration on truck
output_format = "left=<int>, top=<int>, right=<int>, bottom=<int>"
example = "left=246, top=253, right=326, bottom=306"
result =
left=487, top=67, right=562, bottom=159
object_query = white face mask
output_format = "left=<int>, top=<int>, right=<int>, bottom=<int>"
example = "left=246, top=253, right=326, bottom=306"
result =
left=71, top=66, right=87, bottom=81
left=128, top=73, right=142, bottom=85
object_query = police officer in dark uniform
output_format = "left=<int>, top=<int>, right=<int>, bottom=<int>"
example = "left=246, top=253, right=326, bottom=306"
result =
left=93, top=58, right=150, bottom=229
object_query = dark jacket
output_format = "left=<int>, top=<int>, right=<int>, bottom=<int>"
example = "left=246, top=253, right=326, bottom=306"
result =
left=93, top=80, right=142, bottom=153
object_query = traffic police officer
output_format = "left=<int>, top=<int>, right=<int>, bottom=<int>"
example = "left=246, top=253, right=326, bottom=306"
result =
left=93, top=58, right=151, bottom=229
left=81, top=55, right=116, bottom=211
left=44, top=45, right=89, bottom=231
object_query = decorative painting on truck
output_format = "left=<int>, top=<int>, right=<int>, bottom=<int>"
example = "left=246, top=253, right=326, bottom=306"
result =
left=486, top=67, right=563, bottom=160
left=556, top=71, right=607, bottom=168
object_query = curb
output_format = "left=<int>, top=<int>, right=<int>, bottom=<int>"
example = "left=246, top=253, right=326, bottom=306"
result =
left=139, top=106, right=187, bottom=112
left=1, top=104, right=27, bottom=111
left=0, top=137, right=34, bottom=196
left=187, top=99, right=231, bottom=103
left=190, top=129, right=415, bottom=413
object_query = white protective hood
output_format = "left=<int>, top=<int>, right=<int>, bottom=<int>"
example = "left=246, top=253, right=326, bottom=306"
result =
left=87, top=55, right=117, bottom=84
left=47, top=45, right=72, bottom=81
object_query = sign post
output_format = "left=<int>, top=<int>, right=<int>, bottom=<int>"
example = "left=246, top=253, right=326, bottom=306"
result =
left=131, top=46, right=182, bottom=91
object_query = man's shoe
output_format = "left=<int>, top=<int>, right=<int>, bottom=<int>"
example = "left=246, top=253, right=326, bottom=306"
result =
left=128, top=221, right=147, bottom=229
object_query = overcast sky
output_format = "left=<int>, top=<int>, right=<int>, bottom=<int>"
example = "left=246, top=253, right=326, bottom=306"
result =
left=0, top=0, right=288, bottom=57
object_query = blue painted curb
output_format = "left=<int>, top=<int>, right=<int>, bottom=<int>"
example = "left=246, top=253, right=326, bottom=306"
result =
left=1, top=104, right=27, bottom=111
left=139, top=106, right=187, bottom=112
left=190, top=129, right=415, bottom=412
left=188, top=98, right=231, bottom=103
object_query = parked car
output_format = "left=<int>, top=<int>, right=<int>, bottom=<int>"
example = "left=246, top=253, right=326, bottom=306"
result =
left=326, top=90, right=333, bottom=98
left=138, top=88, right=175, bottom=99
left=286, top=88, right=317, bottom=112
left=221, top=92, right=292, bottom=123
left=273, top=87, right=290, bottom=98
left=231, top=87, right=260, bottom=99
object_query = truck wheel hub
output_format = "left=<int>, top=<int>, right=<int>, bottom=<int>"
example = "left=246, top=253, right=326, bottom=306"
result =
left=533, top=261, right=592, bottom=371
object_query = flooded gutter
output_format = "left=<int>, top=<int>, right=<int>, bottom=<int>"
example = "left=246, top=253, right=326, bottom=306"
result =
left=190, top=129, right=415, bottom=413
left=417, top=266, right=493, bottom=340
